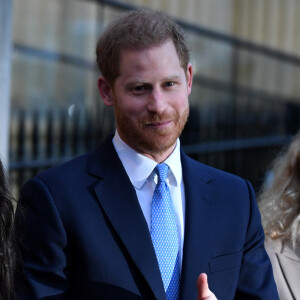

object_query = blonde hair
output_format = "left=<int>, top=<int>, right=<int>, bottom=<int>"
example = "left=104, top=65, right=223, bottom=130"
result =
left=258, top=132, right=300, bottom=249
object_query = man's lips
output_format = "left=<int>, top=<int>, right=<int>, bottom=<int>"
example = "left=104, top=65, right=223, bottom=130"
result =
left=145, top=120, right=172, bottom=127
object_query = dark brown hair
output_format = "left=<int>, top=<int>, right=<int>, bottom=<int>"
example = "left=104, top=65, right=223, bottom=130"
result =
left=96, top=9, right=190, bottom=84
left=0, top=161, right=17, bottom=299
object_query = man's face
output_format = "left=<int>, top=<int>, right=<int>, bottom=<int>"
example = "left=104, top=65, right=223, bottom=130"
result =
left=108, top=39, right=193, bottom=159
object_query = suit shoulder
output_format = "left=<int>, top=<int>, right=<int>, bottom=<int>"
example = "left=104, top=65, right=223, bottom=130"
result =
left=34, top=150, right=94, bottom=184
left=183, top=153, right=246, bottom=184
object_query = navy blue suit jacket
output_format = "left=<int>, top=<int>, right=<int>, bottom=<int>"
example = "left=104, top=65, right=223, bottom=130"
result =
left=18, top=136, right=279, bottom=299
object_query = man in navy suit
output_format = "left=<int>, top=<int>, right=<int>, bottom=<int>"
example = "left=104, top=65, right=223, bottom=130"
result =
left=17, top=9, right=279, bottom=300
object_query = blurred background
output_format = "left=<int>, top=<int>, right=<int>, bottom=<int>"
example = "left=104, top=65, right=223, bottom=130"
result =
left=2, top=0, right=300, bottom=196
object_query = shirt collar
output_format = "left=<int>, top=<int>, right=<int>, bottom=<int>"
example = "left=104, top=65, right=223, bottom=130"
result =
left=112, top=130, right=182, bottom=190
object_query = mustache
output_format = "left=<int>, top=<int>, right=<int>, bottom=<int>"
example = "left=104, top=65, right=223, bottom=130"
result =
left=143, top=113, right=175, bottom=123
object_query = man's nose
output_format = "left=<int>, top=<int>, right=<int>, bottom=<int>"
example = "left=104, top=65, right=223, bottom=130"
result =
left=147, top=89, right=167, bottom=114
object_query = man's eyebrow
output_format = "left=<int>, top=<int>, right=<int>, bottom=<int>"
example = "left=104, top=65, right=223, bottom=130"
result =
left=127, top=80, right=147, bottom=85
left=164, top=75, right=181, bottom=81
left=125, top=80, right=149, bottom=88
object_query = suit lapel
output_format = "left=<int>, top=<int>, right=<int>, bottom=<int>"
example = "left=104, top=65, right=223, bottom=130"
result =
left=87, top=137, right=166, bottom=300
left=180, top=153, right=216, bottom=300
left=277, top=245, right=300, bottom=299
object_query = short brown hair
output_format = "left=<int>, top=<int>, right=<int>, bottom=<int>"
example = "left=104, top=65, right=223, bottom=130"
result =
left=96, top=9, right=190, bottom=84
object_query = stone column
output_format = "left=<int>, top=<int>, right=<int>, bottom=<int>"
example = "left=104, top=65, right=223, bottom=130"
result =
left=0, top=0, right=13, bottom=168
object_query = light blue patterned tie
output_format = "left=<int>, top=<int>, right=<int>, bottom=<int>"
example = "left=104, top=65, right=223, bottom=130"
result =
left=151, top=163, right=180, bottom=300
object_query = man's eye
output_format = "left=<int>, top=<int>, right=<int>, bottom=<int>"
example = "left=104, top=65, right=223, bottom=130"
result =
left=134, top=86, right=147, bottom=91
left=164, top=81, right=175, bottom=87
left=130, top=85, right=151, bottom=94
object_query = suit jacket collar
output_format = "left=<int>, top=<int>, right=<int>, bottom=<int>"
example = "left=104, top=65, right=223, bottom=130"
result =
left=86, top=137, right=216, bottom=299
left=179, top=151, right=216, bottom=299
left=87, top=136, right=166, bottom=300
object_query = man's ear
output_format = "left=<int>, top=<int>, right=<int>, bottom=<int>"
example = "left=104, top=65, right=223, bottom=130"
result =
left=98, top=76, right=114, bottom=106
left=186, top=63, right=193, bottom=96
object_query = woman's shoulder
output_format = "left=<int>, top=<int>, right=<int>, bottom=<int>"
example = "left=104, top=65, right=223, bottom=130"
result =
left=265, top=238, right=300, bottom=261
left=265, top=238, right=283, bottom=254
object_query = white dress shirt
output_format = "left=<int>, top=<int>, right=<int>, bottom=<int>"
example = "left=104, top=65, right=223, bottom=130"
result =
left=112, top=131, right=186, bottom=267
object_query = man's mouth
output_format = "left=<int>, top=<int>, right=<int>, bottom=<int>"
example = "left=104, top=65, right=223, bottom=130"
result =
left=145, top=120, right=172, bottom=127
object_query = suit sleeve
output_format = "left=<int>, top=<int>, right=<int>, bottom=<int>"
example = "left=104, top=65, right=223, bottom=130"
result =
left=234, top=180, right=279, bottom=299
left=16, top=178, right=69, bottom=299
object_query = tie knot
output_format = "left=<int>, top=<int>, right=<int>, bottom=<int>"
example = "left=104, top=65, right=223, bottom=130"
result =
left=155, top=163, right=169, bottom=183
